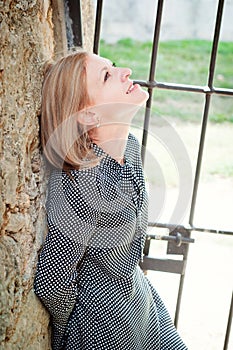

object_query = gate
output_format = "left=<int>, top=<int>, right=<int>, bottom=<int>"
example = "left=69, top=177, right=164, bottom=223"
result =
left=64, top=1, right=232, bottom=348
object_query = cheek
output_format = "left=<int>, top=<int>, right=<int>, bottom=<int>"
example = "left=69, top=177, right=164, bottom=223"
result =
left=90, top=85, right=126, bottom=105
left=105, top=87, right=126, bottom=102
left=96, top=91, right=117, bottom=104
left=88, top=82, right=102, bottom=104
left=89, top=91, right=103, bottom=105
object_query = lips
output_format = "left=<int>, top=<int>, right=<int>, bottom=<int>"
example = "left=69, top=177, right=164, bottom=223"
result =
left=126, top=83, right=135, bottom=94
left=126, top=83, right=140, bottom=94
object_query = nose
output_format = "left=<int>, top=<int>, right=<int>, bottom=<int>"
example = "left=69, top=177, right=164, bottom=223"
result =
left=120, top=67, right=132, bottom=82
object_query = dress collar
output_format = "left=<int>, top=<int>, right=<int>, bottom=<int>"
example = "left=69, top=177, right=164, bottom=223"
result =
left=91, top=142, right=132, bottom=171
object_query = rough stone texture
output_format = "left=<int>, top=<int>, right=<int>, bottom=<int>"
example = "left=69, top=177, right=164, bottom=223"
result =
left=0, top=1, right=94, bottom=349
left=0, top=0, right=93, bottom=350
left=81, top=0, right=94, bottom=52
left=0, top=1, right=53, bottom=348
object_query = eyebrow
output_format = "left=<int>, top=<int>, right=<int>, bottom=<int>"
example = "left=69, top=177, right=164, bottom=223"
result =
left=100, top=66, right=108, bottom=73
left=99, top=66, right=108, bottom=80
left=99, top=61, right=113, bottom=78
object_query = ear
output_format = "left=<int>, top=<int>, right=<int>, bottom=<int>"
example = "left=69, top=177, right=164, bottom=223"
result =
left=77, top=109, right=97, bottom=126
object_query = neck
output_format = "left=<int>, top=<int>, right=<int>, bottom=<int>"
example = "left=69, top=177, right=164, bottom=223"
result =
left=90, top=123, right=130, bottom=164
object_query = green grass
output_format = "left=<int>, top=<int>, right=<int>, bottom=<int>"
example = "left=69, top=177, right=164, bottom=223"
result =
left=100, top=39, right=233, bottom=123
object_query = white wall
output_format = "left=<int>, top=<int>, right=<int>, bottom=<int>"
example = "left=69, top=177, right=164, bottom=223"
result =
left=96, top=0, right=233, bottom=42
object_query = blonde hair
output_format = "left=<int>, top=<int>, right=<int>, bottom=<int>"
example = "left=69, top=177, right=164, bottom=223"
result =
left=41, top=50, right=97, bottom=170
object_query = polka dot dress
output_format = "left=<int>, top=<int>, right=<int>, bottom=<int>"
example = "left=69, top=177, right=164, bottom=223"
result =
left=34, top=134, right=188, bottom=350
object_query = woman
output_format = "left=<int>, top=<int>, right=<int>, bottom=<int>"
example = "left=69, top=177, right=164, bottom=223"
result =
left=34, top=50, right=188, bottom=350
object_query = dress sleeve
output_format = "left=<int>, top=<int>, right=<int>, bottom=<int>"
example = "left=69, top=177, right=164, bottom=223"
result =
left=34, top=168, right=102, bottom=346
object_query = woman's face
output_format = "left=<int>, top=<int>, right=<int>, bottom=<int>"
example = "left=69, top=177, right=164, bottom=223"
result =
left=86, top=54, right=149, bottom=107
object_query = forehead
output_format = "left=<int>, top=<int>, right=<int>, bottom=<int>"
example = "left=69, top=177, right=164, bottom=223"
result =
left=87, top=54, right=112, bottom=70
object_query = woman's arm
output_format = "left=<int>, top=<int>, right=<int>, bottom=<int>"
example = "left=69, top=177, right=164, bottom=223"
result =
left=34, top=225, right=86, bottom=325
left=34, top=169, right=102, bottom=346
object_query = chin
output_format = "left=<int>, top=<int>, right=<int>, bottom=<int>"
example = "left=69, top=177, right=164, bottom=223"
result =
left=135, top=90, right=149, bottom=105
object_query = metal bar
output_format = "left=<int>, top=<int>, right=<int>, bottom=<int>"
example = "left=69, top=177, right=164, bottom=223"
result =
left=189, top=94, right=211, bottom=226
left=134, top=80, right=207, bottom=93
left=148, top=222, right=192, bottom=230
left=148, top=222, right=233, bottom=236
left=189, top=0, right=225, bottom=226
left=148, top=0, right=164, bottom=82
left=223, top=291, right=233, bottom=350
left=189, top=226, right=233, bottom=236
left=146, top=234, right=195, bottom=244
left=208, top=0, right=225, bottom=88
left=214, top=88, right=233, bottom=96
left=141, top=257, right=185, bottom=274
left=133, top=80, right=233, bottom=97
left=93, top=0, right=103, bottom=54
left=143, top=237, right=151, bottom=256
left=141, top=0, right=164, bottom=164
left=141, top=93, right=153, bottom=165
left=174, top=274, right=185, bottom=327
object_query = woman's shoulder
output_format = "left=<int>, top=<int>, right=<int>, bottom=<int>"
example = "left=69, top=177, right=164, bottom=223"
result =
left=47, top=167, right=101, bottom=201
left=47, top=168, right=103, bottom=216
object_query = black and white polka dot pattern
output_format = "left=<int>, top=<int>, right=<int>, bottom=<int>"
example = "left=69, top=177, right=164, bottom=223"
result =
left=34, top=133, right=188, bottom=349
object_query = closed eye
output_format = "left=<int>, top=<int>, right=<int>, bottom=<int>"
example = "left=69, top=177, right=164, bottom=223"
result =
left=104, top=71, right=110, bottom=82
left=103, top=63, right=116, bottom=82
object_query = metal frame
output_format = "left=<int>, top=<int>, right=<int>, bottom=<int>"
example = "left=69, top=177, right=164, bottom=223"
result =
left=65, top=0, right=232, bottom=347
left=140, top=225, right=194, bottom=326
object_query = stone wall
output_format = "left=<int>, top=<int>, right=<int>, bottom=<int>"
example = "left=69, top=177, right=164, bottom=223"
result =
left=0, top=1, right=94, bottom=349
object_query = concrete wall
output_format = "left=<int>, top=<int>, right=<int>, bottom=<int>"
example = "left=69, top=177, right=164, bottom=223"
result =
left=99, top=0, right=233, bottom=43
left=0, top=1, right=94, bottom=349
